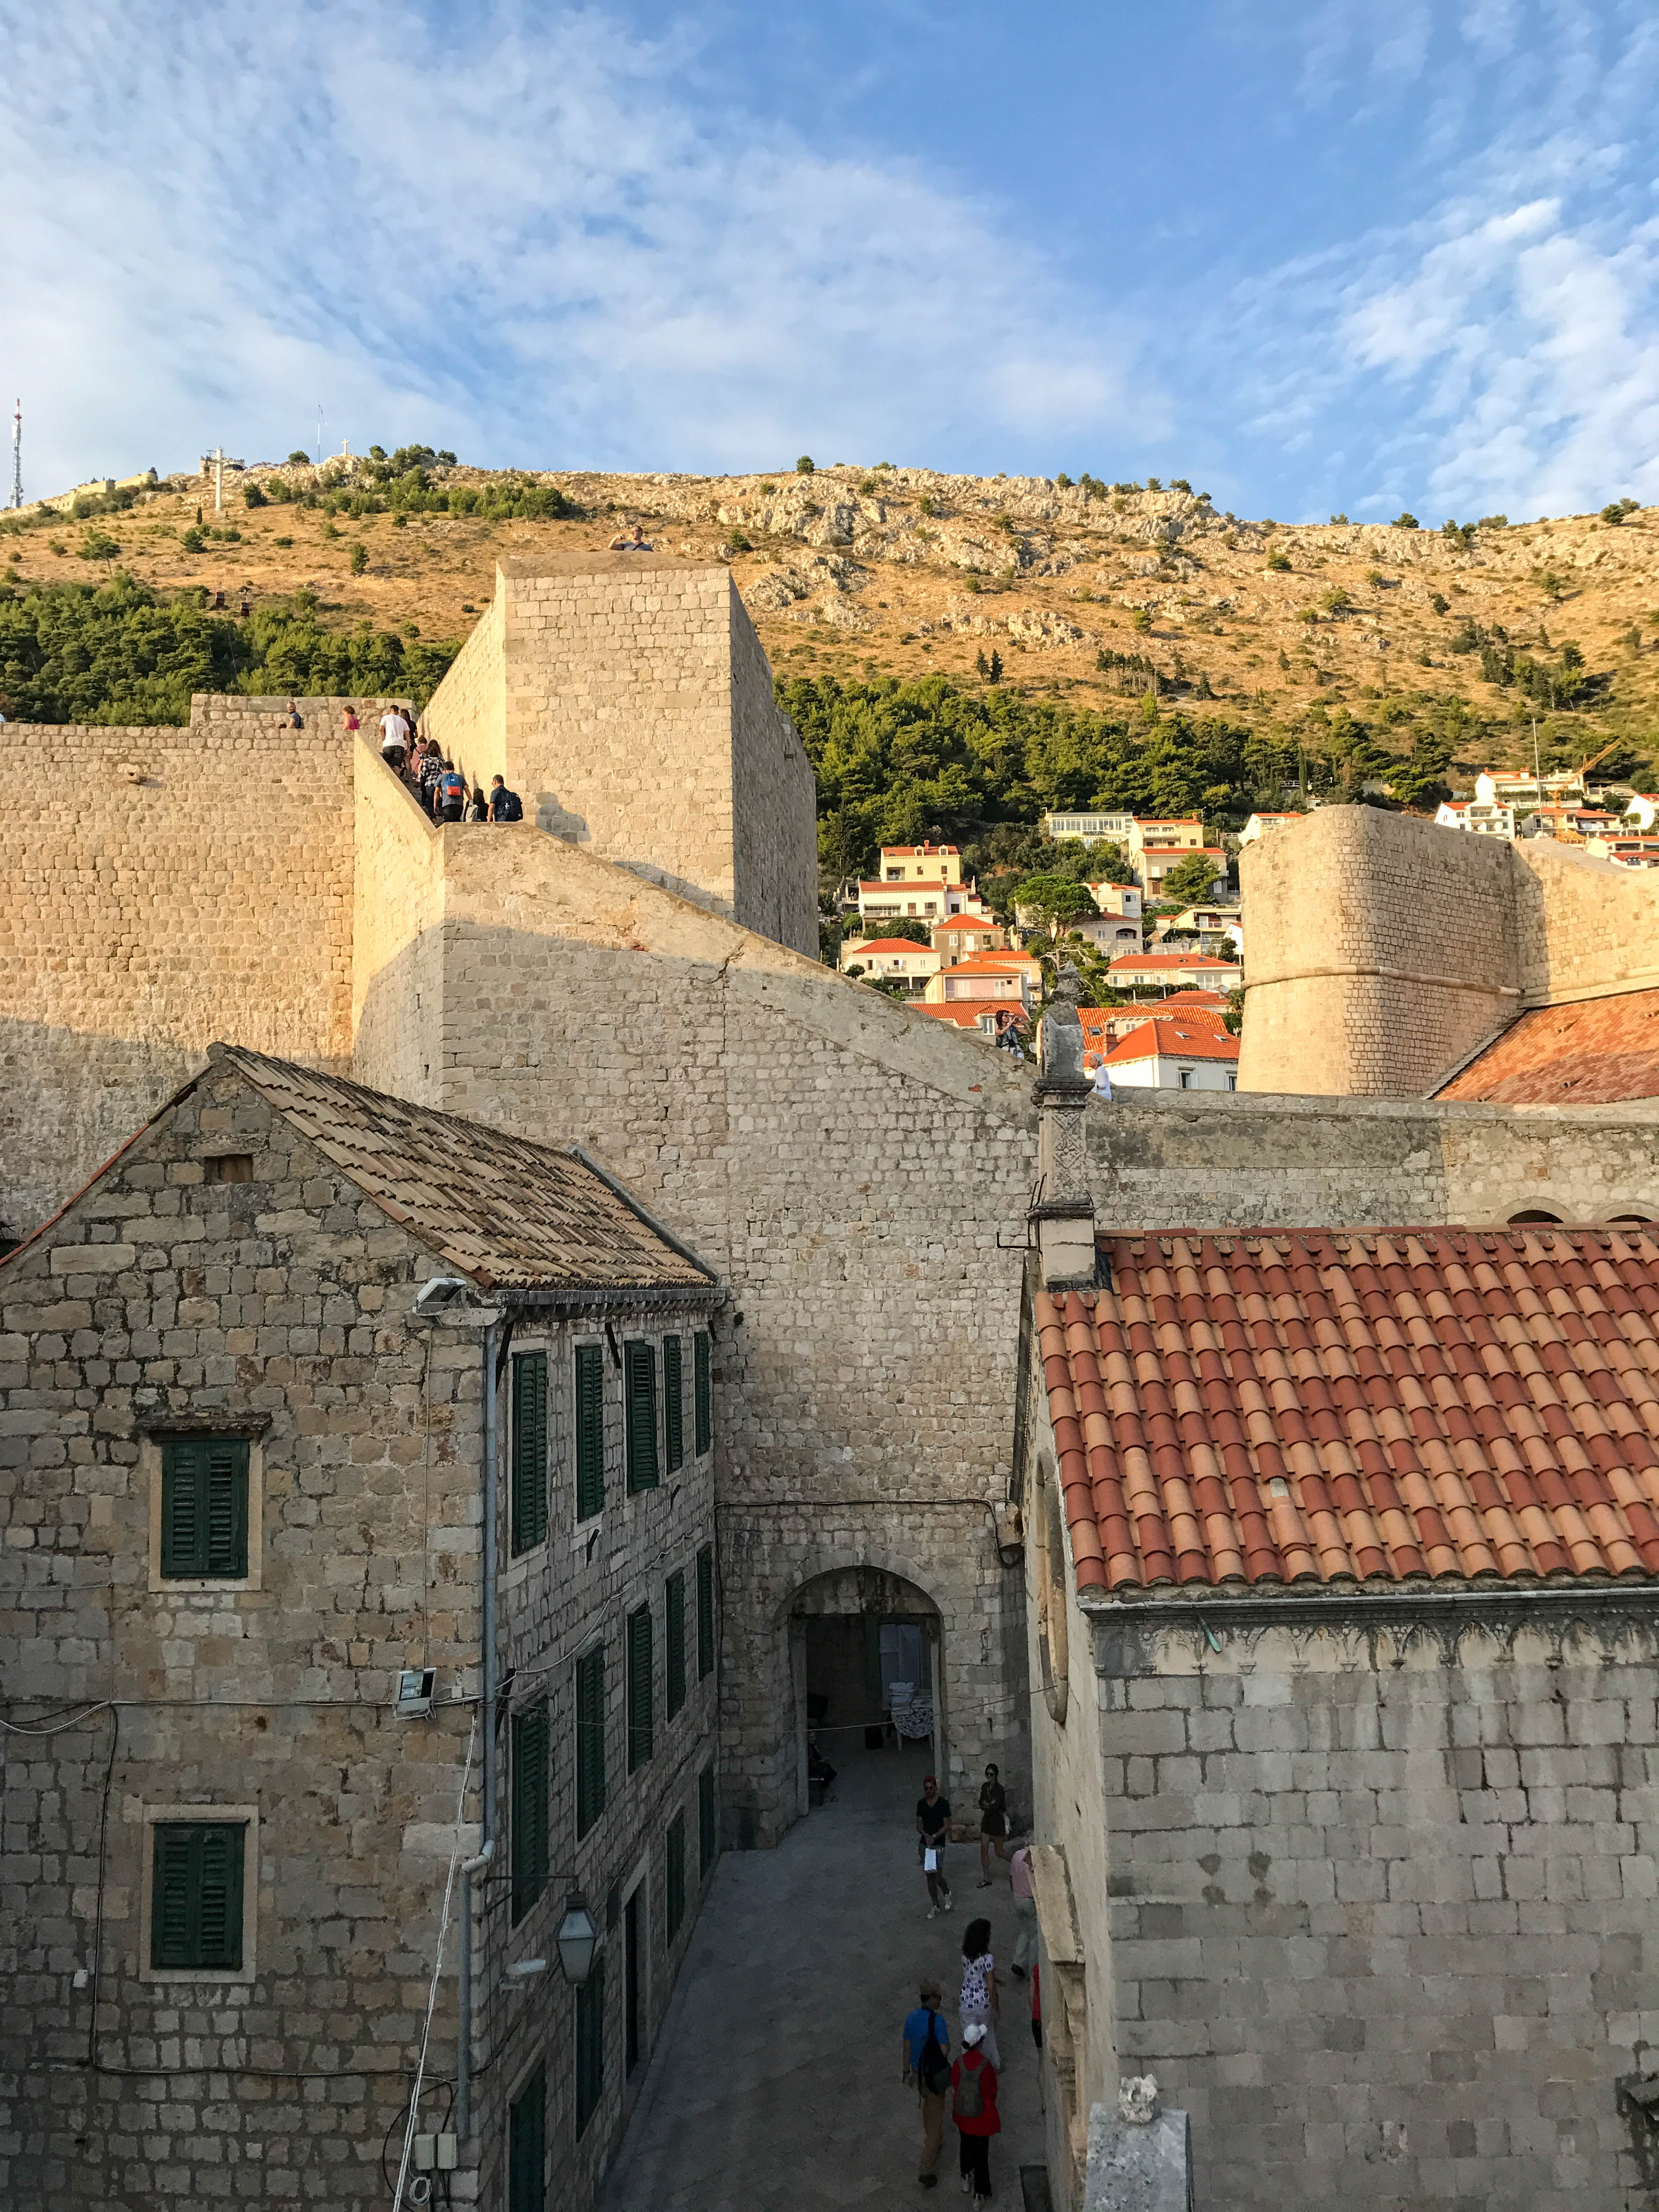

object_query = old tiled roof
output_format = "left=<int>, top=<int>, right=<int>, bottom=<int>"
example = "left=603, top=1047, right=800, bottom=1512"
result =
left=1108, top=952, right=1239, bottom=973
left=1102, top=1020, right=1239, bottom=1066
left=1036, top=1227, right=1659, bottom=1595
left=218, top=1046, right=715, bottom=1295
left=1435, top=989, right=1659, bottom=1105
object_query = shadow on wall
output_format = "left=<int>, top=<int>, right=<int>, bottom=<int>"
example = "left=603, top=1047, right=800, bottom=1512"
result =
left=0, top=1017, right=353, bottom=1243
left=534, top=792, right=591, bottom=843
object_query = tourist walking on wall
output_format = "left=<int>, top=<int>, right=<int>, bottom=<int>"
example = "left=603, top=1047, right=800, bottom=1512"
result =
left=1009, top=1843, right=1037, bottom=1978
left=465, top=785, right=489, bottom=822
left=917, top=1775, right=952, bottom=1917
left=977, top=1764, right=1012, bottom=1886
left=436, top=761, right=467, bottom=822
left=950, top=2023, right=1000, bottom=2201
left=418, top=744, right=446, bottom=817
left=958, top=1920, right=1001, bottom=2068
left=901, top=1976, right=952, bottom=2190
left=489, top=774, right=523, bottom=822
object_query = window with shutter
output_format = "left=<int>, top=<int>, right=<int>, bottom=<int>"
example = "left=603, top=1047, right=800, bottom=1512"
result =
left=694, top=1332, right=712, bottom=1456
left=510, top=1353, right=549, bottom=1555
left=665, top=1571, right=686, bottom=1720
left=574, top=1344, right=605, bottom=1521
left=627, top=1604, right=653, bottom=1772
left=698, top=1763, right=716, bottom=1878
left=624, top=1340, right=658, bottom=1491
left=663, top=1335, right=684, bottom=1472
left=510, top=1703, right=550, bottom=1923
left=151, top=1820, right=246, bottom=1971
left=508, top=2066, right=546, bottom=2212
left=665, top=1812, right=686, bottom=1945
left=574, top=1957, right=606, bottom=2136
left=160, top=1437, right=250, bottom=1579
left=575, top=1646, right=606, bottom=1838
left=696, top=1544, right=715, bottom=1680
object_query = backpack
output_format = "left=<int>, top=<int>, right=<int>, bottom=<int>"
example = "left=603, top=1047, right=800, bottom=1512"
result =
left=919, top=2012, right=950, bottom=2096
left=494, top=787, right=523, bottom=822
left=439, top=771, right=466, bottom=805
left=952, top=2054, right=985, bottom=2121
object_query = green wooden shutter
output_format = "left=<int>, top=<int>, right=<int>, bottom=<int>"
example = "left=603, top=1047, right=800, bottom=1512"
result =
left=511, top=1703, right=549, bottom=1923
left=511, top=1352, right=549, bottom=1555
left=508, top=2067, right=546, bottom=2212
left=574, top=1344, right=605, bottom=1520
left=161, top=1438, right=249, bottom=1578
left=665, top=1812, right=686, bottom=1944
left=624, top=1341, right=658, bottom=1491
left=151, top=1821, right=244, bottom=1970
left=698, top=1764, right=716, bottom=1878
left=575, top=1646, right=606, bottom=1838
left=663, top=1336, right=684, bottom=1472
left=696, top=1544, right=715, bottom=1679
left=694, top=1332, right=712, bottom=1456
left=665, top=1571, right=686, bottom=1720
left=574, top=1956, right=605, bottom=2136
left=627, top=1605, right=653, bottom=1772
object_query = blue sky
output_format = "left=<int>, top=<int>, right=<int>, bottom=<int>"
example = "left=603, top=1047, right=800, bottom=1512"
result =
left=4, top=0, right=1659, bottom=521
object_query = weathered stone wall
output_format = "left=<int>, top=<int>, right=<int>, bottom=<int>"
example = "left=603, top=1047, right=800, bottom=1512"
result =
left=420, top=576, right=506, bottom=784
left=1239, top=807, right=1521, bottom=1098
left=0, top=1061, right=482, bottom=2209
left=0, top=1061, right=721, bottom=2211
left=727, top=584, right=820, bottom=956
left=0, top=699, right=360, bottom=1240
left=352, top=740, right=445, bottom=1106
left=1239, top=805, right=1659, bottom=1097
left=1087, top=1609, right=1659, bottom=2212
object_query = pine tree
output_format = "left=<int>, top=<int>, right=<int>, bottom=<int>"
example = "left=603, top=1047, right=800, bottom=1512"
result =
left=988, top=649, right=1003, bottom=684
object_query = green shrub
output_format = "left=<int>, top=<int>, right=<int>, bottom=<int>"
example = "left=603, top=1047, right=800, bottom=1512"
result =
left=77, top=527, right=120, bottom=562
left=1391, top=512, right=1419, bottom=529
left=1265, top=550, right=1291, bottom=572
left=796, top=455, right=815, bottom=475
left=180, top=526, right=206, bottom=553
left=287, top=450, right=310, bottom=465
left=243, top=483, right=267, bottom=509
left=349, top=543, right=368, bottom=574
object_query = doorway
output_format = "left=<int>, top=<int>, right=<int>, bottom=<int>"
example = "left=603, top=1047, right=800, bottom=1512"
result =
left=786, top=1565, right=944, bottom=1829
left=624, top=1887, right=642, bottom=2077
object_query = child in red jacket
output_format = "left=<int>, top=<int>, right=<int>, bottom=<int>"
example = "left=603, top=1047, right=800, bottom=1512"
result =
left=950, top=2020, right=1000, bottom=2199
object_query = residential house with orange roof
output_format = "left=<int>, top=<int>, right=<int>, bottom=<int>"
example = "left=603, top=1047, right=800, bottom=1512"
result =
left=1095, top=1015, right=1239, bottom=1091
left=1107, top=950, right=1242, bottom=994
left=838, top=936, right=941, bottom=994
left=931, top=915, right=1008, bottom=962
left=922, top=949, right=1042, bottom=1009
left=1013, top=992, right=1659, bottom=2212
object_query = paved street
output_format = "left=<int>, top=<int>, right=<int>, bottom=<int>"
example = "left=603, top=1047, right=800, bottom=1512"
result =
left=601, top=1741, right=1045, bottom=2210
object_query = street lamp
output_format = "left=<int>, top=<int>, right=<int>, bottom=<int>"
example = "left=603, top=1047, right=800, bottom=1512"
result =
left=555, top=1891, right=601, bottom=1987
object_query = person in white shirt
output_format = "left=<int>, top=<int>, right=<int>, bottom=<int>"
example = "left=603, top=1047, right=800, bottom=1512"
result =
left=379, top=706, right=410, bottom=768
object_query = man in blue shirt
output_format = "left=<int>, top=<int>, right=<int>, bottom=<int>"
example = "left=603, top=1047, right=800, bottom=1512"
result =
left=900, top=1976, right=952, bottom=2189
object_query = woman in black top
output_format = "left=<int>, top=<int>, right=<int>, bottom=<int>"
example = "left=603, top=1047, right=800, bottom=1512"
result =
left=978, top=1764, right=1012, bottom=1886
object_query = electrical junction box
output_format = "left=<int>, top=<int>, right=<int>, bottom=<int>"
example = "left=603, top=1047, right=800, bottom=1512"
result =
left=413, top=2135, right=436, bottom=2171
left=395, top=1668, right=436, bottom=1718
left=436, top=2135, right=458, bottom=2170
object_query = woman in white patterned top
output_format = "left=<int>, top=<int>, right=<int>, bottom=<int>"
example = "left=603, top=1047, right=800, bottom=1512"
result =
left=958, top=1918, right=1002, bottom=2069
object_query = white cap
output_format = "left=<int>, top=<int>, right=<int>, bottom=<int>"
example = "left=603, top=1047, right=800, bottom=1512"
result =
left=963, top=2022, right=988, bottom=2047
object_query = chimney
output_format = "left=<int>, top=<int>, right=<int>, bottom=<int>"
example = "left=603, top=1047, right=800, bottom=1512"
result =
left=1030, top=961, right=1097, bottom=1289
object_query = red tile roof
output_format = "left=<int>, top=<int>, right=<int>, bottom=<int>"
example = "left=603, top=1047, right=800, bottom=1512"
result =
left=1108, top=952, right=1241, bottom=974
left=1036, top=1227, right=1659, bottom=1594
left=1436, top=989, right=1659, bottom=1105
left=848, top=938, right=938, bottom=956
left=1102, top=1020, right=1239, bottom=1066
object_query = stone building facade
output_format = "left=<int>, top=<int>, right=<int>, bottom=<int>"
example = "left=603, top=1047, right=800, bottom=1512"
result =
left=0, top=1046, right=721, bottom=2211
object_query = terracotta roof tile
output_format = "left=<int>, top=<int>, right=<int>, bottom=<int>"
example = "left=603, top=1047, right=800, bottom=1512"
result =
left=1436, top=988, right=1659, bottom=1104
left=1036, top=1226, right=1659, bottom=1594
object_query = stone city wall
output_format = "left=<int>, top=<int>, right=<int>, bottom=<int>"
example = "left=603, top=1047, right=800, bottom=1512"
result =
left=1239, top=805, right=1659, bottom=1098
left=0, top=700, right=360, bottom=1239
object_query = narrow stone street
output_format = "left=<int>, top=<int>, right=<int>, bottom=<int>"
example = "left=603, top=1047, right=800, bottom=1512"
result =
left=600, top=1742, right=1046, bottom=2210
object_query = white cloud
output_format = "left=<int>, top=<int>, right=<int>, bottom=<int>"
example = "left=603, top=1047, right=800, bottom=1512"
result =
left=0, top=0, right=1153, bottom=494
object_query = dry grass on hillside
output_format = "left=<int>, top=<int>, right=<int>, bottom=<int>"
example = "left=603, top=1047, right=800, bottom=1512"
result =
left=11, top=459, right=1659, bottom=772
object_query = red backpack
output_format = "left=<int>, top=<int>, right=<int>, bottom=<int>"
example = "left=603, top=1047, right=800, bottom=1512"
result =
left=439, top=771, right=466, bottom=805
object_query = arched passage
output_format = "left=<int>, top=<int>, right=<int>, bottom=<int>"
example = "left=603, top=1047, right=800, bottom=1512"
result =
left=781, top=1564, right=946, bottom=1835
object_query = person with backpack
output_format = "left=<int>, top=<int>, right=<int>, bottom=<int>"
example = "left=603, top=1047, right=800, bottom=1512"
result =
left=900, top=1976, right=952, bottom=2190
left=959, top=1918, right=1001, bottom=2067
left=435, top=761, right=468, bottom=822
left=417, top=746, right=447, bottom=817
left=489, top=774, right=523, bottom=822
left=951, top=2021, right=1000, bottom=2200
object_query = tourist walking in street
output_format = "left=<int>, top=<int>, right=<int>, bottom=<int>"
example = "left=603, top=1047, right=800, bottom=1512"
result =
left=950, top=2022, right=1000, bottom=2201
left=916, top=1775, right=952, bottom=1917
left=1009, top=1842, right=1037, bottom=1978
left=977, top=1763, right=1012, bottom=1886
left=900, top=1976, right=952, bottom=2190
left=959, top=1919, right=1001, bottom=2068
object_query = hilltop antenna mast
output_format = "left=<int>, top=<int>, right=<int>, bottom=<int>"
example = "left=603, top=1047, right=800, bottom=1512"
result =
left=10, top=399, right=20, bottom=510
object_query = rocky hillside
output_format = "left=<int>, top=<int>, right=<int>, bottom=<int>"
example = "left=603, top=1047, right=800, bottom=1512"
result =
left=6, top=453, right=1657, bottom=787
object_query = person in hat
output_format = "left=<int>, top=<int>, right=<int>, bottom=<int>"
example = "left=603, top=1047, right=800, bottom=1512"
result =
left=916, top=1774, right=952, bottom=1916
left=900, top=1975, right=952, bottom=2189
left=950, top=2021, right=1000, bottom=2200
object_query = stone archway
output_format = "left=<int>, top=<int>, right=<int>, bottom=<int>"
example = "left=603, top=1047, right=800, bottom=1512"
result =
left=781, top=1564, right=946, bottom=1834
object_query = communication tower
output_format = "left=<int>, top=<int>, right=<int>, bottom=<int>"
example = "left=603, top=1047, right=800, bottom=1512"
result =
left=9, top=399, right=19, bottom=510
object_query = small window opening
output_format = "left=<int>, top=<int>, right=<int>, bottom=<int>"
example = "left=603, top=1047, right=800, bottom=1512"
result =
left=204, top=1154, right=254, bottom=1183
